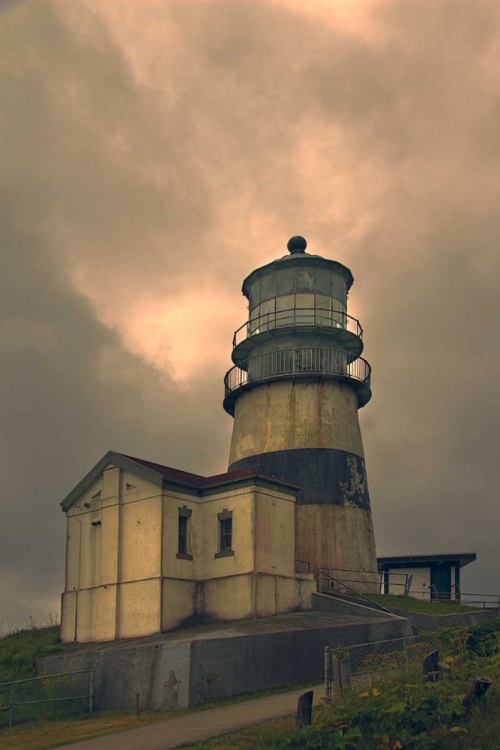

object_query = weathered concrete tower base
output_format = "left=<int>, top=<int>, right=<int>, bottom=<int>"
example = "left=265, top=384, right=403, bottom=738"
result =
left=229, top=379, right=377, bottom=579
left=224, top=237, right=378, bottom=590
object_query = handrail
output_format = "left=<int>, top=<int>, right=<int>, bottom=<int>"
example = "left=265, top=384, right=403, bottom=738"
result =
left=315, top=568, right=426, bottom=628
left=233, top=307, right=363, bottom=348
left=326, top=566, right=409, bottom=578
left=224, top=348, right=371, bottom=396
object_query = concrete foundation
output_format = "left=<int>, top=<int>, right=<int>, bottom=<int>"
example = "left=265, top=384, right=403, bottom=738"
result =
left=37, top=610, right=412, bottom=711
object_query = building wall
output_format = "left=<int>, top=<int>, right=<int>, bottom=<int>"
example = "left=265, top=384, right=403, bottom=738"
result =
left=387, top=567, right=431, bottom=599
left=199, top=487, right=256, bottom=579
left=61, top=465, right=163, bottom=643
left=161, top=490, right=200, bottom=581
left=296, top=504, right=378, bottom=589
left=254, top=488, right=296, bottom=577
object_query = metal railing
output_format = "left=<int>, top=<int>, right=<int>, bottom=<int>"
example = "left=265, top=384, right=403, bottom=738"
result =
left=316, top=567, right=404, bottom=620
left=318, top=567, right=499, bottom=611
left=295, top=559, right=312, bottom=575
left=233, top=307, right=363, bottom=348
left=224, top=347, right=371, bottom=397
left=0, top=670, right=93, bottom=728
left=320, top=567, right=413, bottom=597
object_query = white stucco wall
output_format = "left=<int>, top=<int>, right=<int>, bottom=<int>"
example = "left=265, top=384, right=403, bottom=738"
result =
left=387, top=567, right=431, bottom=599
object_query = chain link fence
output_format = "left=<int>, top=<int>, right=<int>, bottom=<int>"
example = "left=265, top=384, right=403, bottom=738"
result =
left=0, top=670, right=93, bottom=728
left=349, top=633, right=441, bottom=676
left=325, top=634, right=442, bottom=697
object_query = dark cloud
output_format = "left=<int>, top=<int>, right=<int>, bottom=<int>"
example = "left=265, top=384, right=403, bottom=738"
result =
left=1, top=0, right=499, bottom=628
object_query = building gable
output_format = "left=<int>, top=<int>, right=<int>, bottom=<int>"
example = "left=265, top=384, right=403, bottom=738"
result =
left=61, top=451, right=165, bottom=513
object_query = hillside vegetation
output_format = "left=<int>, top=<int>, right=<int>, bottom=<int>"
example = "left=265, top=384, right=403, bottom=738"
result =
left=0, top=623, right=61, bottom=684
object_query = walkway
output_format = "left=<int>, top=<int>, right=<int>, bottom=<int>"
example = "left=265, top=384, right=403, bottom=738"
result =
left=56, top=684, right=324, bottom=750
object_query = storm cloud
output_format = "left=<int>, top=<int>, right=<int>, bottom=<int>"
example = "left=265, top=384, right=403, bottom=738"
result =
left=1, top=0, right=499, bottom=629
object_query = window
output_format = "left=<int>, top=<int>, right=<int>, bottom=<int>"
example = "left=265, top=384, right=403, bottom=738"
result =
left=215, top=510, right=234, bottom=558
left=177, top=507, right=193, bottom=560
left=178, top=515, right=187, bottom=554
left=220, top=518, right=232, bottom=551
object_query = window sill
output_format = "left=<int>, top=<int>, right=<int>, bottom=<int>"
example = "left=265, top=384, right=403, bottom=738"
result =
left=215, top=550, right=234, bottom=559
left=176, top=552, right=193, bottom=561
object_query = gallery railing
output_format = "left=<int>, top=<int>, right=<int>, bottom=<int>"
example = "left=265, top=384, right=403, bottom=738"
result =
left=224, top=347, right=371, bottom=397
left=233, top=308, right=363, bottom=348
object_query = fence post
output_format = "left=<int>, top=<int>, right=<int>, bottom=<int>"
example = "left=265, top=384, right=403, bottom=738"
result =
left=8, top=681, right=15, bottom=728
left=324, top=646, right=333, bottom=704
left=89, top=670, right=94, bottom=715
left=333, top=653, right=351, bottom=699
left=423, top=650, right=440, bottom=682
left=296, top=690, right=313, bottom=728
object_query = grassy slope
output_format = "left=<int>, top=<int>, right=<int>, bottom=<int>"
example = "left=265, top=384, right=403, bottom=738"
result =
left=0, top=626, right=62, bottom=684
left=352, top=593, right=482, bottom=614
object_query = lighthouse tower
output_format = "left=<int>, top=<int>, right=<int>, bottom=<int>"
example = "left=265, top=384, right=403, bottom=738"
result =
left=224, top=237, right=377, bottom=579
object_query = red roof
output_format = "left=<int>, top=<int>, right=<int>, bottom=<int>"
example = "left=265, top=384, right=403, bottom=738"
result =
left=121, top=454, right=297, bottom=489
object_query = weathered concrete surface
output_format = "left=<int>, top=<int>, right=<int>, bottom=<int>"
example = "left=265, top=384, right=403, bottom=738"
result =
left=229, top=380, right=364, bottom=462
left=311, top=592, right=410, bottom=622
left=38, top=611, right=411, bottom=711
left=319, top=593, right=499, bottom=631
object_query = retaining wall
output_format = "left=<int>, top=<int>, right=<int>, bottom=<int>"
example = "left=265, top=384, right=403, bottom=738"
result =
left=37, top=613, right=411, bottom=711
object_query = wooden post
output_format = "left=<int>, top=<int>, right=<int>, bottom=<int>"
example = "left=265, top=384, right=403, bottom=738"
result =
left=296, top=690, right=313, bottom=728
left=324, top=646, right=333, bottom=704
left=136, top=692, right=140, bottom=716
left=423, top=650, right=440, bottom=682
left=333, top=654, right=351, bottom=699
left=463, top=678, right=492, bottom=708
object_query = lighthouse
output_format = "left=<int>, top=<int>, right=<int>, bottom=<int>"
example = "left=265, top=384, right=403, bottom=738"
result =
left=224, top=236, right=377, bottom=579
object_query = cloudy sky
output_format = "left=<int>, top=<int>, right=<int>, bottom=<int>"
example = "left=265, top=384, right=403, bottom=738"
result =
left=1, top=0, right=500, bottom=630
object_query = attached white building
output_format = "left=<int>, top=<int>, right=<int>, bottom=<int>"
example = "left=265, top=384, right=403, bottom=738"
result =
left=60, top=451, right=315, bottom=643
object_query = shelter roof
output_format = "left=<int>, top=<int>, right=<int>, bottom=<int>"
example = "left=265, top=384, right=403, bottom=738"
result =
left=377, top=553, right=476, bottom=569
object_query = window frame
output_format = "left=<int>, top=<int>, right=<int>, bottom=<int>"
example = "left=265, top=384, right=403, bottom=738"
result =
left=176, top=507, right=193, bottom=560
left=215, top=510, right=234, bottom=558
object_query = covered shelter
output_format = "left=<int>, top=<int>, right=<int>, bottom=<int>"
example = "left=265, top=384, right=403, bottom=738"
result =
left=377, top=553, right=476, bottom=601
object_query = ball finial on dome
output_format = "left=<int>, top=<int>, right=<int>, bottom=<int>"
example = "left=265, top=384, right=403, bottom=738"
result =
left=287, top=236, right=307, bottom=254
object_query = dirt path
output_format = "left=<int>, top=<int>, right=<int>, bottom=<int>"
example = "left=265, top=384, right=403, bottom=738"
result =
left=55, top=684, right=324, bottom=750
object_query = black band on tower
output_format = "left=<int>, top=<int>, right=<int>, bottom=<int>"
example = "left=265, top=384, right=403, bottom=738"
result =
left=229, top=448, right=371, bottom=510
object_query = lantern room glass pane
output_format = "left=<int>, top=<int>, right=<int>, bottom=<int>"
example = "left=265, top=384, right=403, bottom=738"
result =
left=249, top=306, right=260, bottom=334
left=276, top=295, right=294, bottom=327
left=259, top=298, right=276, bottom=332
left=331, top=297, right=346, bottom=328
left=295, top=294, right=314, bottom=325
left=315, top=295, right=331, bottom=327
